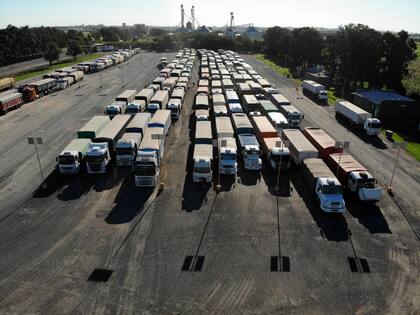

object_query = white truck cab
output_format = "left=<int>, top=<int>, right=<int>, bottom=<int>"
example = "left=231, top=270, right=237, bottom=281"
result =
left=218, top=138, right=237, bottom=175
left=85, top=143, right=111, bottom=174
left=347, top=171, right=382, bottom=201
left=242, top=144, right=262, bottom=171
left=315, top=177, right=346, bottom=213
left=364, top=118, right=382, bottom=136
left=146, top=103, right=160, bottom=115
left=193, top=156, right=212, bottom=183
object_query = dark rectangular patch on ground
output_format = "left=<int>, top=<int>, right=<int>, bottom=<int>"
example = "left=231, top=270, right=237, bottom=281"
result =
left=194, top=256, right=205, bottom=271
left=88, top=268, right=113, bottom=282
left=182, top=256, right=194, bottom=271
left=359, top=258, right=371, bottom=273
left=270, top=256, right=278, bottom=271
left=348, top=257, right=359, bottom=272
left=281, top=256, right=290, bottom=272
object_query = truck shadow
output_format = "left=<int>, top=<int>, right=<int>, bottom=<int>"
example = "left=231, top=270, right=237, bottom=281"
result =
left=236, top=163, right=261, bottom=186
left=302, top=90, right=329, bottom=106
left=33, top=168, right=94, bottom=201
left=105, top=172, right=154, bottom=224
left=91, top=163, right=126, bottom=192
left=335, top=115, right=387, bottom=150
left=260, top=161, right=291, bottom=197
left=344, top=193, right=391, bottom=234
left=182, top=142, right=211, bottom=212
left=289, top=168, right=349, bottom=242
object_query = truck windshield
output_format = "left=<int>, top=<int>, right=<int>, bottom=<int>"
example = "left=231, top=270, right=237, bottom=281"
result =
left=126, top=107, right=138, bottom=113
left=368, top=122, right=381, bottom=128
left=59, top=156, right=75, bottom=165
left=86, top=155, right=105, bottom=163
left=194, top=167, right=210, bottom=173
left=134, top=162, right=156, bottom=175
left=245, top=150, right=260, bottom=156
left=272, top=154, right=290, bottom=164
left=288, top=113, right=301, bottom=121
left=357, top=178, right=375, bottom=189
left=220, top=153, right=236, bottom=161
left=117, top=149, right=133, bottom=156
left=106, top=108, right=118, bottom=115
left=322, top=184, right=342, bottom=194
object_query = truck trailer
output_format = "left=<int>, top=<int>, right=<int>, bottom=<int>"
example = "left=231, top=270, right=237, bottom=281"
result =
left=77, top=116, right=110, bottom=139
left=147, top=109, right=171, bottom=137
left=302, top=127, right=342, bottom=160
left=251, top=115, right=290, bottom=170
left=302, top=80, right=328, bottom=101
left=335, top=100, right=381, bottom=136
left=57, top=138, right=90, bottom=174
left=86, top=115, right=131, bottom=173
left=135, top=88, right=155, bottom=105
left=281, top=129, right=319, bottom=166
left=126, top=100, right=146, bottom=114
left=148, top=90, right=169, bottom=115
left=278, top=105, right=304, bottom=128
left=242, top=94, right=260, bottom=113
left=215, top=116, right=237, bottom=175
left=193, top=121, right=213, bottom=183
left=0, top=92, right=24, bottom=114
left=326, top=153, right=383, bottom=202
left=116, top=90, right=137, bottom=104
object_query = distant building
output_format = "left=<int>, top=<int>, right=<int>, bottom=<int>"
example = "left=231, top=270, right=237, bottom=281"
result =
left=352, top=90, right=419, bottom=135
left=243, top=25, right=262, bottom=40
left=225, top=27, right=236, bottom=39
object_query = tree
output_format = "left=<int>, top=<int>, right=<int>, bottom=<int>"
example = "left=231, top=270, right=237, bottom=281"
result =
left=149, top=28, right=167, bottom=37
left=43, top=41, right=60, bottom=65
left=67, top=39, right=82, bottom=60
left=402, top=59, right=420, bottom=95
left=290, top=27, right=323, bottom=67
left=263, top=27, right=291, bottom=63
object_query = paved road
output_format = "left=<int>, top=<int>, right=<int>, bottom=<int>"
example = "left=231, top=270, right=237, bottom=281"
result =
left=0, top=54, right=69, bottom=77
left=0, top=53, right=417, bottom=314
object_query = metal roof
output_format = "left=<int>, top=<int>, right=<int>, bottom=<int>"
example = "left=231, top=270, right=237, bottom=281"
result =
left=352, top=90, right=415, bottom=105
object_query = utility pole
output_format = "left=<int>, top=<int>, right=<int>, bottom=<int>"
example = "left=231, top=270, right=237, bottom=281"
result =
left=275, top=140, right=289, bottom=193
left=28, top=137, right=47, bottom=189
left=334, top=141, right=350, bottom=177
left=387, top=141, right=407, bottom=194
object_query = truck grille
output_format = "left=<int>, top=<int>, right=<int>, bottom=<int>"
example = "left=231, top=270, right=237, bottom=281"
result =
left=331, top=202, right=341, bottom=206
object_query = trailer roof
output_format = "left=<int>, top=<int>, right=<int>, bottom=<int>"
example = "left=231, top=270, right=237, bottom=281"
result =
left=127, top=113, right=151, bottom=130
left=260, top=100, right=278, bottom=112
left=171, top=89, right=185, bottom=98
left=268, top=112, right=288, bottom=124
left=243, top=94, right=259, bottom=104
left=120, top=132, right=142, bottom=142
left=136, top=88, right=154, bottom=99
left=194, top=144, right=213, bottom=158
left=212, top=94, right=226, bottom=105
left=281, top=105, right=300, bottom=113
left=195, top=121, right=212, bottom=140
left=31, top=78, right=56, bottom=86
left=303, top=158, right=335, bottom=178
left=0, top=92, right=22, bottom=103
left=116, top=89, right=137, bottom=99
left=329, top=153, right=367, bottom=173
left=95, top=114, right=131, bottom=140
left=139, top=129, right=160, bottom=150
left=282, top=129, right=318, bottom=152
left=151, top=90, right=169, bottom=103
left=62, top=138, right=90, bottom=153
left=238, top=134, right=259, bottom=146
left=271, top=94, right=290, bottom=105
left=303, top=127, right=337, bottom=150
left=232, top=113, right=253, bottom=130
left=335, top=100, right=368, bottom=115
left=225, top=90, right=239, bottom=99
left=78, top=116, right=110, bottom=133
left=263, top=137, right=284, bottom=149
left=195, top=95, right=209, bottom=106
left=251, top=116, right=276, bottom=134
left=215, top=116, right=234, bottom=136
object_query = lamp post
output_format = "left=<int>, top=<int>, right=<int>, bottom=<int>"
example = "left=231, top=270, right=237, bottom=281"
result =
left=275, top=140, right=289, bottom=193
left=151, top=133, right=165, bottom=192
left=334, top=141, right=350, bottom=177
left=387, top=141, right=407, bottom=194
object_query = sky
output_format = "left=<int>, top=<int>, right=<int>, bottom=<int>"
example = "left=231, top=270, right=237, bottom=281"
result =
left=0, top=0, right=419, bottom=33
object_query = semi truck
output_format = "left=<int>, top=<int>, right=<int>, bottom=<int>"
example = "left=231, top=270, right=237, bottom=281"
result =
left=334, top=100, right=381, bottom=136
left=278, top=105, right=304, bottom=128
left=116, top=113, right=151, bottom=166
left=193, top=121, right=213, bottom=183
left=242, top=94, right=260, bottom=113
left=167, top=98, right=182, bottom=119
left=251, top=115, right=290, bottom=170
left=147, top=109, right=171, bottom=136
left=231, top=113, right=262, bottom=171
left=77, top=116, right=110, bottom=139
left=126, top=100, right=146, bottom=114
left=28, top=78, right=57, bottom=97
left=195, top=94, right=209, bottom=110
left=302, top=158, right=346, bottom=213
left=213, top=105, right=228, bottom=117
left=326, top=153, right=383, bottom=202
left=148, top=90, right=169, bottom=115
left=86, top=115, right=131, bottom=173
left=134, top=129, right=165, bottom=187
left=57, top=138, right=90, bottom=174
left=162, top=77, right=178, bottom=92
left=56, top=76, right=75, bottom=90
left=135, top=88, right=154, bottom=105
left=0, top=92, right=24, bottom=114
left=302, top=80, right=328, bottom=101
left=212, top=94, right=226, bottom=107
left=171, top=88, right=185, bottom=102
left=281, top=129, right=319, bottom=166
left=116, top=90, right=137, bottom=104
left=215, top=116, right=237, bottom=175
